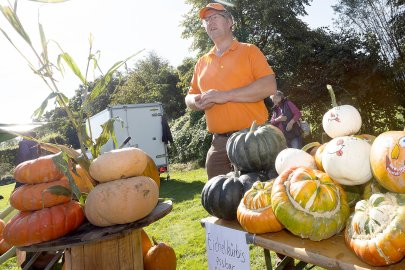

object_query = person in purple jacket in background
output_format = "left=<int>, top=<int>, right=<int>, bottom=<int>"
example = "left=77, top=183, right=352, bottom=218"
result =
left=270, top=90, right=303, bottom=148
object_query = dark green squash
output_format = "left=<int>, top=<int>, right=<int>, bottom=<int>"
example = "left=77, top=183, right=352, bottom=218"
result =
left=226, top=121, right=287, bottom=172
left=201, top=172, right=261, bottom=220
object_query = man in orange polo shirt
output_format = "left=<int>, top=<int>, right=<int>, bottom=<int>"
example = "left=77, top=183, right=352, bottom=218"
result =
left=185, top=2, right=277, bottom=179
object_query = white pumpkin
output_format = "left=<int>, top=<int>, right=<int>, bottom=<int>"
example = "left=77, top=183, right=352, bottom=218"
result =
left=322, top=105, right=362, bottom=138
left=322, top=136, right=372, bottom=185
left=322, top=85, right=361, bottom=138
left=275, top=148, right=316, bottom=175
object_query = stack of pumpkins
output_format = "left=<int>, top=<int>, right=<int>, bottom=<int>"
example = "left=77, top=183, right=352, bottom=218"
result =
left=86, top=147, right=177, bottom=269
left=201, top=84, right=405, bottom=267
left=3, top=153, right=85, bottom=246
left=201, top=121, right=287, bottom=221
left=85, top=147, right=159, bottom=227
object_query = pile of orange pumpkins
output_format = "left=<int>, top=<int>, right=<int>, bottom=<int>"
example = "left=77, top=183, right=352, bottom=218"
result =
left=201, top=85, right=405, bottom=267
left=0, top=147, right=177, bottom=269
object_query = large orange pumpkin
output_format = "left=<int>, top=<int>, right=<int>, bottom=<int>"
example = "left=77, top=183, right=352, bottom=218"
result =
left=237, top=181, right=283, bottom=234
left=345, top=193, right=405, bottom=266
left=141, top=155, right=160, bottom=188
left=370, top=131, right=405, bottom=193
left=141, top=229, right=152, bottom=258
left=3, top=201, right=84, bottom=247
left=10, top=178, right=71, bottom=211
left=68, top=165, right=95, bottom=193
left=13, top=153, right=64, bottom=184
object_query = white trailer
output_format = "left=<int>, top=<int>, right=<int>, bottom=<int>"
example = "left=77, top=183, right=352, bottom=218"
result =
left=87, top=103, right=170, bottom=173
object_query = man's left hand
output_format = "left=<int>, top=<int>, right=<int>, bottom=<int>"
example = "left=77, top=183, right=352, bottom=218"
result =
left=200, top=89, right=228, bottom=107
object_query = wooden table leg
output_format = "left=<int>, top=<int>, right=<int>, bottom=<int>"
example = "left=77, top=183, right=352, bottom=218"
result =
left=264, top=248, right=273, bottom=270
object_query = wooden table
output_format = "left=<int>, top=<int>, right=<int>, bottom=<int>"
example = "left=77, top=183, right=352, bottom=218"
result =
left=201, top=216, right=405, bottom=270
left=19, top=200, right=172, bottom=270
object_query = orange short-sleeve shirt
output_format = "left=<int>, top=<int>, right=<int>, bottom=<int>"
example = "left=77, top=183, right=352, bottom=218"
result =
left=189, top=40, right=274, bottom=134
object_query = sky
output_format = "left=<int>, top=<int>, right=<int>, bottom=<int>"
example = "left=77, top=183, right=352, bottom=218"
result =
left=0, top=0, right=338, bottom=125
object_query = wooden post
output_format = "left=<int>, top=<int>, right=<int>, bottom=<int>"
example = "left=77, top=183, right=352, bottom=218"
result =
left=64, top=229, right=143, bottom=270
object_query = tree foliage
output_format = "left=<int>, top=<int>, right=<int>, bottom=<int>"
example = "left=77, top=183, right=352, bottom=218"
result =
left=180, top=0, right=405, bottom=146
left=169, top=110, right=211, bottom=166
left=111, top=52, right=186, bottom=120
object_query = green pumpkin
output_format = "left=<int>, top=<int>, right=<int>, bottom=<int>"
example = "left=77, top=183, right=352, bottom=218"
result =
left=226, top=121, right=287, bottom=172
left=271, top=167, right=350, bottom=241
left=201, top=172, right=260, bottom=220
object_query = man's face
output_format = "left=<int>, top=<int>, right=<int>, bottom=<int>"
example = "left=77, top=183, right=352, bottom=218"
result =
left=202, top=9, right=232, bottom=40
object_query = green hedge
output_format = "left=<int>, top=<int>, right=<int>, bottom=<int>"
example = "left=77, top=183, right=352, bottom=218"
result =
left=0, top=146, right=17, bottom=178
left=169, top=110, right=212, bottom=167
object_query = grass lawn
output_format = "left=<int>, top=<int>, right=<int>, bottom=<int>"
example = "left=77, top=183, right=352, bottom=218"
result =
left=0, top=168, right=326, bottom=269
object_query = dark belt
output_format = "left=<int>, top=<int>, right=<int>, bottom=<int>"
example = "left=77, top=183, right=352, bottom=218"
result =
left=214, top=132, right=235, bottom=138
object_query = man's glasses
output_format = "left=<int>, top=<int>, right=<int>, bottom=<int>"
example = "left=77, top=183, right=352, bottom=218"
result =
left=202, top=13, right=226, bottom=27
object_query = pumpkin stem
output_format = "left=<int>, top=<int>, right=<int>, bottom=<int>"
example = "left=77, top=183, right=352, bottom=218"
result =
left=301, top=142, right=321, bottom=153
left=250, top=121, right=257, bottom=132
left=232, top=165, right=240, bottom=176
left=151, top=236, right=159, bottom=246
left=326, top=84, right=338, bottom=108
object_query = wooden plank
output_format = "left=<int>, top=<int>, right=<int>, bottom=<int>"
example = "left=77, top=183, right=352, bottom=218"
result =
left=65, top=246, right=85, bottom=270
left=118, top=232, right=134, bottom=270
left=100, top=235, right=120, bottom=270
left=20, top=200, right=172, bottom=252
left=130, top=230, right=143, bottom=270
left=83, top=241, right=102, bottom=269
left=201, top=216, right=405, bottom=270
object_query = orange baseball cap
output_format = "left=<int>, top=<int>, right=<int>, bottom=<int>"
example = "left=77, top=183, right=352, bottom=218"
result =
left=199, top=3, right=227, bottom=19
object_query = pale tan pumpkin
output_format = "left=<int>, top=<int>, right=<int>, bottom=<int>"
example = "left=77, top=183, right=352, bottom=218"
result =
left=84, top=176, right=159, bottom=227
left=89, top=147, right=148, bottom=182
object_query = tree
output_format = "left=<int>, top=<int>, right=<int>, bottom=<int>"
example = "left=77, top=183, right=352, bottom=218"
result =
left=182, top=0, right=311, bottom=56
left=334, top=0, right=405, bottom=88
left=176, top=0, right=405, bottom=162
left=111, top=52, right=186, bottom=120
left=176, top=57, right=197, bottom=96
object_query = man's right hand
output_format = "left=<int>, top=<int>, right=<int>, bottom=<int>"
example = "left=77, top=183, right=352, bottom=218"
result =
left=185, top=93, right=215, bottom=111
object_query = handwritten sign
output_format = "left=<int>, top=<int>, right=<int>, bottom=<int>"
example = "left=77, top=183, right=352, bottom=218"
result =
left=205, top=223, right=250, bottom=270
